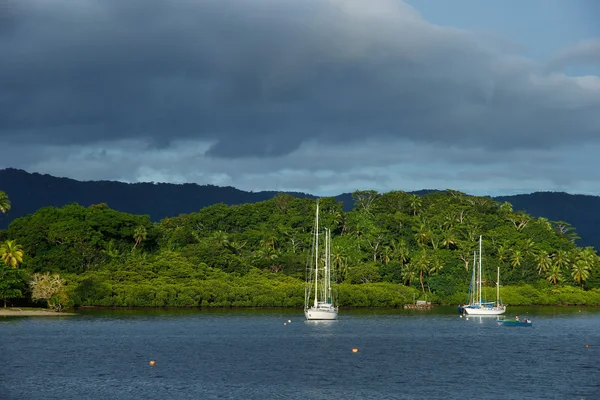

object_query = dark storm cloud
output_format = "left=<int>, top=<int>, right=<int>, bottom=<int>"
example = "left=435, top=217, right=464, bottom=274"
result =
left=1, top=0, right=599, bottom=159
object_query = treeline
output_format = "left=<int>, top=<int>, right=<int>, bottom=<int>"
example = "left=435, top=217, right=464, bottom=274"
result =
left=1, top=189, right=600, bottom=309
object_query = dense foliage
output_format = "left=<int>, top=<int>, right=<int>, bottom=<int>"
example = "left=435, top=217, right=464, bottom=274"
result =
left=1, top=189, right=600, bottom=309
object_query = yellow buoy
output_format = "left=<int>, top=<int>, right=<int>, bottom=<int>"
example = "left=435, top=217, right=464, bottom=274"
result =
left=149, top=360, right=156, bottom=366
left=352, top=348, right=358, bottom=353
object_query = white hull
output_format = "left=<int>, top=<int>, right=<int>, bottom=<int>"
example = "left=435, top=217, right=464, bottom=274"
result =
left=305, top=307, right=338, bottom=320
left=463, top=305, right=506, bottom=316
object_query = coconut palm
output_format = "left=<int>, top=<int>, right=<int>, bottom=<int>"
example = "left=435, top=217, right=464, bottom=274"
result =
left=0, top=191, right=10, bottom=214
left=553, top=250, right=570, bottom=271
left=522, top=239, right=536, bottom=257
left=0, top=240, right=24, bottom=268
left=408, top=194, right=421, bottom=216
left=577, top=247, right=599, bottom=271
left=401, top=263, right=417, bottom=286
left=429, top=255, right=444, bottom=276
left=496, top=243, right=509, bottom=264
left=380, top=245, right=392, bottom=265
left=534, top=249, right=553, bottom=276
left=132, top=225, right=147, bottom=250
left=571, top=260, right=591, bottom=288
left=510, top=249, right=523, bottom=270
left=440, top=228, right=457, bottom=249
left=545, top=264, right=562, bottom=285
left=413, top=250, right=430, bottom=293
left=499, top=201, right=513, bottom=213
left=413, top=222, right=432, bottom=247
left=331, top=246, right=348, bottom=282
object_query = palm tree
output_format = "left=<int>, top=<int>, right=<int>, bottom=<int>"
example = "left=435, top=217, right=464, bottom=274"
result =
left=440, top=228, right=457, bottom=249
left=0, top=191, right=10, bottom=214
left=545, top=264, right=562, bottom=285
left=132, top=225, right=147, bottom=250
left=577, top=247, right=599, bottom=271
left=413, top=222, right=431, bottom=247
left=332, top=210, right=347, bottom=235
left=260, top=247, right=280, bottom=270
left=401, top=263, right=417, bottom=286
left=553, top=250, right=570, bottom=271
left=408, top=194, right=421, bottom=216
left=510, top=249, right=523, bottom=270
left=496, top=243, right=509, bottom=265
left=499, top=201, right=513, bottom=214
left=380, top=246, right=392, bottom=265
left=331, top=246, right=348, bottom=282
left=429, top=255, right=443, bottom=276
left=571, top=260, right=591, bottom=288
left=534, top=250, right=552, bottom=276
left=397, top=245, right=410, bottom=267
left=261, top=229, right=278, bottom=251
left=522, top=239, right=536, bottom=259
left=0, top=240, right=24, bottom=308
left=0, top=240, right=24, bottom=268
left=414, top=250, right=430, bottom=293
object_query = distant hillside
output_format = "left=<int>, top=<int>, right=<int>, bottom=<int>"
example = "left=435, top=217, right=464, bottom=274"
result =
left=495, top=192, right=600, bottom=249
left=0, top=168, right=352, bottom=226
left=1, top=168, right=599, bottom=248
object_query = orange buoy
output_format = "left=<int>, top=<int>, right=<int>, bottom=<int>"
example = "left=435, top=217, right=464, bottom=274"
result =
left=585, top=344, right=589, bottom=348
left=149, top=360, right=156, bottom=366
left=352, top=348, right=358, bottom=353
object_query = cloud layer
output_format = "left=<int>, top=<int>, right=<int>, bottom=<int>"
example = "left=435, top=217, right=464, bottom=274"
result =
left=1, top=0, right=599, bottom=195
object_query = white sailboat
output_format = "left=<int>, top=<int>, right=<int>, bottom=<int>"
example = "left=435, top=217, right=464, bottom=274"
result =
left=304, top=201, right=338, bottom=320
left=461, top=236, right=506, bottom=316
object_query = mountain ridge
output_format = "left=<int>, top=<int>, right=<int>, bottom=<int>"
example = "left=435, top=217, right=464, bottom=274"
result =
left=1, top=168, right=599, bottom=248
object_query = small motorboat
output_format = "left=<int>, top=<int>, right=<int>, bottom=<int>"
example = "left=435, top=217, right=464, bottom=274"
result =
left=497, top=316, right=532, bottom=327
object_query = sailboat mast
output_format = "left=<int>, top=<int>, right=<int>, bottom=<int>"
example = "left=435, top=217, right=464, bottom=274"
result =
left=471, top=250, right=477, bottom=304
left=324, top=228, right=329, bottom=303
left=496, top=266, right=500, bottom=306
left=314, top=202, right=319, bottom=308
left=328, top=228, right=332, bottom=303
left=478, top=235, right=482, bottom=304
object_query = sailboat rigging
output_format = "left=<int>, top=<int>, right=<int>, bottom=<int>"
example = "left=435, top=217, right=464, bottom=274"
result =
left=458, top=235, right=506, bottom=316
left=304, top=201, right=338, bottom=320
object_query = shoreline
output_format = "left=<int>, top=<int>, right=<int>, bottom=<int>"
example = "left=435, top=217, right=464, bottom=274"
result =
left=0, top=308, right=76, bottom=316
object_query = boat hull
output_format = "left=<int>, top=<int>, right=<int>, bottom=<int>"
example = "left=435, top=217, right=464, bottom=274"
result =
left=463, top=305, right=506, bottom=315
left=498, top=320, right=532, bottom=327
left=304, top=307, right=338, bottom=320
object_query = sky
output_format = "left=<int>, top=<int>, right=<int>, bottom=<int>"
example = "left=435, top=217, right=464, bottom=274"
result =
left=1, top=0, right=600, bottom=197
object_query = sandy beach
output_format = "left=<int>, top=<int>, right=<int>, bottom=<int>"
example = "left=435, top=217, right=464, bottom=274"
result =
left=0, top=308, right=76, bottom=316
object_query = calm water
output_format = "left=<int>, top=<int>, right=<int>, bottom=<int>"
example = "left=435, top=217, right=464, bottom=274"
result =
left=1, top=307, right=599, bottom=400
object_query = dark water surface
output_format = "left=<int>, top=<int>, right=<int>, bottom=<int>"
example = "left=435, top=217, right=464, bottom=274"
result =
left=1, top=307, right=599, bottom=400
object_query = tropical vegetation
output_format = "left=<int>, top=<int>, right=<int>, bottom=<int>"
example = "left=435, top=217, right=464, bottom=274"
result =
left=0, top=189, right=599, bottom=310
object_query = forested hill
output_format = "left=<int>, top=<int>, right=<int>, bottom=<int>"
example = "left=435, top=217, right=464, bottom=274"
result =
left=1, top=168, right=600, bottom=248
left=2, top=190, right=599, bottom=309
